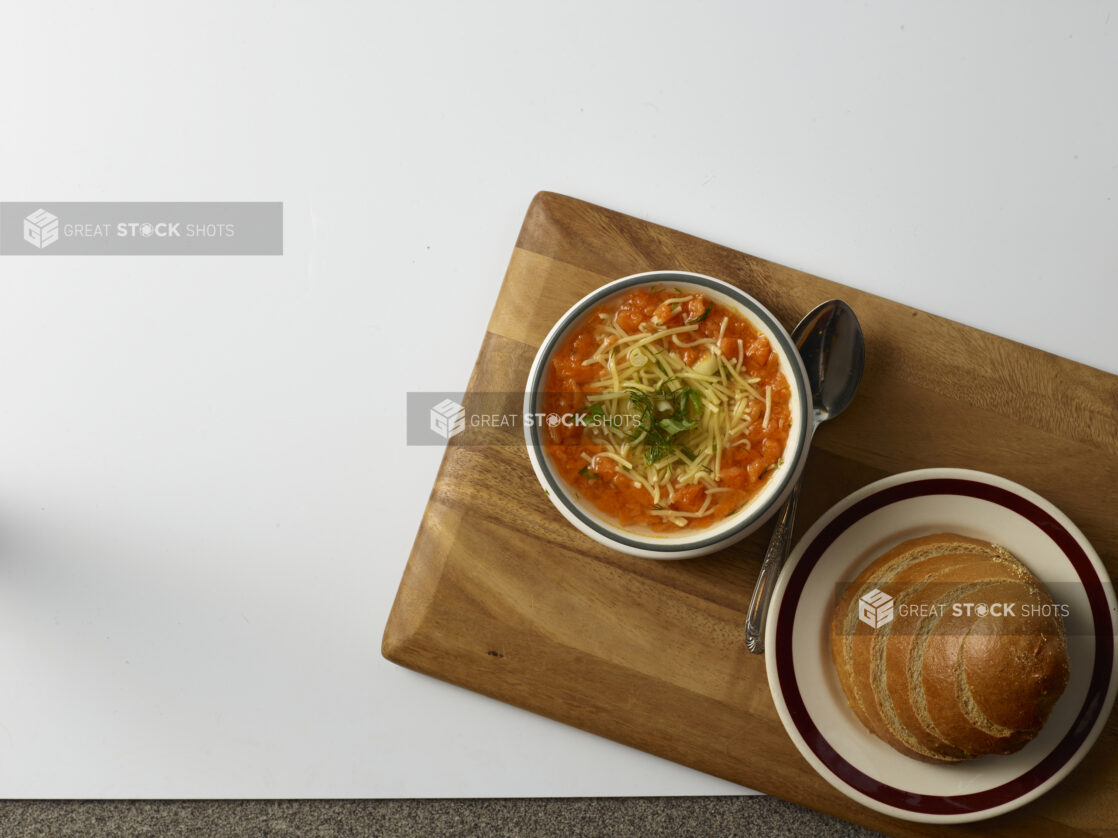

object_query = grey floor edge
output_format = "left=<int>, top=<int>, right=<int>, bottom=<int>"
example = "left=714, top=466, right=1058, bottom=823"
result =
left=0, top=796, right=886, bottom=837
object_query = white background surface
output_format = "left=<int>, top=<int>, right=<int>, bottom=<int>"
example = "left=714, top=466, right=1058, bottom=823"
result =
left=0, top=0, right=1115, bottom=798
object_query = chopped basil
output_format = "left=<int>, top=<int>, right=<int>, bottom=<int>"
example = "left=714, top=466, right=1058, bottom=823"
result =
left=627, top=382, right=704, bottom=466
left=658, top=415, right=697, bottom=436
left=686, top=303, right=713, bottom=324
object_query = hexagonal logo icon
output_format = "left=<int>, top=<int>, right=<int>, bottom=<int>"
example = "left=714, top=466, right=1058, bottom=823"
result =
left=430, top=398, right=466, bottom=440
left=858, top=588, right=894, bottom=628
left=23, top=208, right=60, bottom=249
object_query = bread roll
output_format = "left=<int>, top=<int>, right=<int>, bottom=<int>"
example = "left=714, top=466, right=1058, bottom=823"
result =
left=829, top=533, right=1069, bottom=763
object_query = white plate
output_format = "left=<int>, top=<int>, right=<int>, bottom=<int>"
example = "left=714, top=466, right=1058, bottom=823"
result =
left=764, top=468, right=1117, bottom=823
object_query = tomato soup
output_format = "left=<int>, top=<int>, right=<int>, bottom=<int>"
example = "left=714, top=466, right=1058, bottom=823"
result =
left=541, top=285, right=792, bottom=533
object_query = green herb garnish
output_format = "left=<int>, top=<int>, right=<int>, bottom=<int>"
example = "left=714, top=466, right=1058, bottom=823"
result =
left=578, top=466, right=600, bottom=480
left=675, top=387, right=702, bottom=418
left=626, top=382, right=704, bottom=466
left=657, top=416, right=697, bottom=436
left=686, top=303, right=713, bottom=324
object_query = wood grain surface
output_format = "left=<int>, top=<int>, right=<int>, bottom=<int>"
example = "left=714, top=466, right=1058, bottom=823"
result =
left=383, top=192, right=1118, bottom=836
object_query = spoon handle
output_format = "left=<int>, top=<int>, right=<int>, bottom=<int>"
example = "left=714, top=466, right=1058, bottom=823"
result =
left=744, top=479, right=803, bottom=654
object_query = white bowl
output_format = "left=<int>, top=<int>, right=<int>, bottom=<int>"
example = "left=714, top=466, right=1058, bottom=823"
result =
left=523, top=270, right=812, bottom=559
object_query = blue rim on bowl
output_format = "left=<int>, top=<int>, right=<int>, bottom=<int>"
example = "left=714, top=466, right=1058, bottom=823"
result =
left=523, top=270, right=813, bottom=559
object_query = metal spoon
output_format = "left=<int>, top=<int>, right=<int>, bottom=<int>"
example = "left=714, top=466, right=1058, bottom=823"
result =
left=744, top=300, right=865, bottom=654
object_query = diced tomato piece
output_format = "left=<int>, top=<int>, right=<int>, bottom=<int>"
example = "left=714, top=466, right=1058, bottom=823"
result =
left=686, top=295, right=709, bottom=321
left=673, top=483, right=705, bottom=512
left=746, top=336, right=771, bottom=367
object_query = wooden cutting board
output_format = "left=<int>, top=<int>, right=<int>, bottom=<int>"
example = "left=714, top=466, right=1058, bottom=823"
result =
left=383, top=192, right=1118, bottom=836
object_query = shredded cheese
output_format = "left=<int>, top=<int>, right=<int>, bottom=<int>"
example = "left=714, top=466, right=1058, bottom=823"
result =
left=562, top=297, right=789, bottom=527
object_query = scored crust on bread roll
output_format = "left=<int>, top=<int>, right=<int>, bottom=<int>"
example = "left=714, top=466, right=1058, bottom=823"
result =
left=921, top=580, right=1054, bottom=755
left=829, top=533, right=1069, bottom=764
left=875, top=554, right=1008, bottom=760
left=830, top=533, right=1012, bottom=760
left=962, top=596, right=1068, bottom=733
left=881, top=552, right=1030, bottom=761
